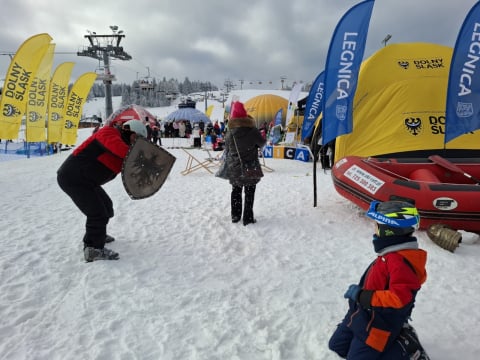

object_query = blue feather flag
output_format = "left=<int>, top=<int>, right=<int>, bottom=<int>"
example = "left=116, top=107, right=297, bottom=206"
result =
left=445, top=1, right=480, bottom=143
left=274, top=108, right=283, bottom=127
left=321, top=0, right=374, bottom=146
left=301, top=71, right=324, bottom=142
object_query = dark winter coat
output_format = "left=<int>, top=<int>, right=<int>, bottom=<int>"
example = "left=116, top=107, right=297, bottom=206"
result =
left=225, top=116, right=266, bottom=187
left=346, top=245, right=427, bottom=353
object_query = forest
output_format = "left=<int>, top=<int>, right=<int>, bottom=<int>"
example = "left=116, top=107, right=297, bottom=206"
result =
left=87, top=77, right=219, bottom=108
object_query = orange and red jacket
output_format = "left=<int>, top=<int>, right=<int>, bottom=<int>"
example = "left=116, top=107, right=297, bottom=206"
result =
left=346, top=247, right=427, bottom=353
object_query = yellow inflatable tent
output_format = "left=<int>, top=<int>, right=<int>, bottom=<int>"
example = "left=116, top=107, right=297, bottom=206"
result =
left=333, top=42, right=480, bottom=163
left=244, top=94, right=288, bottom=127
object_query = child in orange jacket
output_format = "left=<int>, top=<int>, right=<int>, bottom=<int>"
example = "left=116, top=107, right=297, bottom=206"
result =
left=329, top=200, right=430, bottom=359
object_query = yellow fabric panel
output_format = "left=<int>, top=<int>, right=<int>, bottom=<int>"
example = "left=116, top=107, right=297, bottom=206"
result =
left=286, top=115, right=304, bottom=142
left=355, top=42, right=451, bottom=102
left=26, top=43, right=55, bottom=142
left=337, top=77, right=449, bottom=159
left=0, top=33, right=52, bottom=139
left=333, top=42, right=480, bottom=162
left=61, top=72, right=97, bottom=146
left=205, top=104, right=214, bottom=119
left=47, top=62, right=75, bottom=143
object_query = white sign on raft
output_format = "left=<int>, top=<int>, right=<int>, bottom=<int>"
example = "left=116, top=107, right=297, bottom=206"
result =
left=344, top=164, right=385, bottom=194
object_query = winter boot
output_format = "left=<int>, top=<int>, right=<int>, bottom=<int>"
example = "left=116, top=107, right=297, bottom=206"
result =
left=243, top=218, right=257, bottom=226
left=232, top=216, right=241, bottom=223
left=84, top=247, right=119, bottom=262
left=396, top=323, right=431, bottom=360
left=105, top=234, right=115, bottom=243
left=243, top=185, right=256, bottom=226
left=231, top=186, right=242, bottom=223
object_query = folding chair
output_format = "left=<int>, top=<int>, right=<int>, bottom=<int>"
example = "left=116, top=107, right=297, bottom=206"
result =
left=181, top=148, right=221, bottom=175
left=205, top=148, right=224, bottom=166
left=259, top=149, right=274, bottom=172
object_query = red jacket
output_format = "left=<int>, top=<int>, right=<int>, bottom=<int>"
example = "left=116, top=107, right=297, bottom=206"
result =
left=74, top=126, right=129, bottom=173
left=66, top=126, right=130, bottom=185
left=362, top=250, right=427, bottom=309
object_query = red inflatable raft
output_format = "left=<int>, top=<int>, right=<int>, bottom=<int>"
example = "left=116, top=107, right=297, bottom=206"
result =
left=332, top=155, right=480, bottom=233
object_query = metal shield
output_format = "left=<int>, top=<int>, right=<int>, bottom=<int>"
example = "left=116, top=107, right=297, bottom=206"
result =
left=121, top=137, right=176, bottom=199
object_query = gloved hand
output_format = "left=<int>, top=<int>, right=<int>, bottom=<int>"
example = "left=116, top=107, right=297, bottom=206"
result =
left=344, top=284, right=361, bottom=301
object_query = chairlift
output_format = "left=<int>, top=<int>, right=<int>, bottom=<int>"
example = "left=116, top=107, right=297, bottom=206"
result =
left=139, top=82, right=154, bottom=90
left=95, top=66, right=116, bottom=82
left=139, top=76, right=154, bottom=90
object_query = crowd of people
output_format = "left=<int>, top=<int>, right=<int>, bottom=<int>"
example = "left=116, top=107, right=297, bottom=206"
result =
left=152, top=119, right=224, bottom=140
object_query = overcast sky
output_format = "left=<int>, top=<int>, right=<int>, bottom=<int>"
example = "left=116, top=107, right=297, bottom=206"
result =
left=0, top=0, right=476, bottom=90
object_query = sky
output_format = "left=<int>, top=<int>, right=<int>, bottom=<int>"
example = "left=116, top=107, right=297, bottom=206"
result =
left=0, top=0, right=477, bottom=90
left=0, top=97, right=479, bottom=359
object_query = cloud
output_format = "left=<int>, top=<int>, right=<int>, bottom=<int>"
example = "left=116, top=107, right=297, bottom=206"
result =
left=0, top=0, right=477, bottom=90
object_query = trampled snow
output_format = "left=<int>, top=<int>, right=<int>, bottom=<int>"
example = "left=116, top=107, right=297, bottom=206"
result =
left=0, top=97, right=479, bottom=359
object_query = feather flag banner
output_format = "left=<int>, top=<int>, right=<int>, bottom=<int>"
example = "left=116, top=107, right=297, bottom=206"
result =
left=286, top=83, right=303, bottom=125
left=445, top=1, right=480, bottom=143
left=301, top=71, right=324, bottom=142
left=0, top=33, right=52, bottom=139
left=205, top=104, right=214, bottom=119
left=321, top=0, right=374, bottom=146
left=274, top=108, right=283, bottom=127
left=47, top=62, right=75, bottom=143
left=61, top=72, right=97, bottom=146
left=25, top=43, right=55, bottom=142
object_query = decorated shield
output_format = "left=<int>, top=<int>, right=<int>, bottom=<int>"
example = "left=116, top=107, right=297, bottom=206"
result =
left=121, top=137, right=176, bottom=199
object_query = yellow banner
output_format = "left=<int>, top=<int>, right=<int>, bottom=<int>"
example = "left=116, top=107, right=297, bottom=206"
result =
left=47, top=62, right=75, bottom=143
left=61, top=72, right=97, bottom=146
left=25, top=43, right=55, bottom=142
left=0, top=33, right=52, bottom=139
left=205, top=104, right=214, bottom=119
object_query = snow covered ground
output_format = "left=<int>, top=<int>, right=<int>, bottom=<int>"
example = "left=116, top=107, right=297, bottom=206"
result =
left=1, top=98, right=479, bottom=359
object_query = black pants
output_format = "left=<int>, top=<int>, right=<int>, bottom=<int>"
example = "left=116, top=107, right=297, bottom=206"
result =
left=57, top=167, right=113, bottom=249
left=231, top=185, right=256, bottom=222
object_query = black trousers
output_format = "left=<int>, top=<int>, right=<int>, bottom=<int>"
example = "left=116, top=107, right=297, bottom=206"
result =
left=231, top=185, right=256, bottom=222
left=57, top=166, right=113, bottom=249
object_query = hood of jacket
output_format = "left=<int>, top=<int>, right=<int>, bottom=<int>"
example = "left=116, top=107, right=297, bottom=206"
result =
left=396, top=249, right=428, bottom=285
left=228, top=116, right=255, bottom=130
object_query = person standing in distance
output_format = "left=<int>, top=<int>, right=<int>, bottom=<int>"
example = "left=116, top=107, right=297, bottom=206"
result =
left=224, top=101, right=266, bottom=225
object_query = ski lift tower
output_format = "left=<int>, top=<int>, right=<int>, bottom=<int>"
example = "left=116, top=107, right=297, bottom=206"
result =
left=77, top=26, right=132, bottom=118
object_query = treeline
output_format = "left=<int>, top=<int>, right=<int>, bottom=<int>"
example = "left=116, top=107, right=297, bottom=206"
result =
left=87, top=77, right=218, bottom=108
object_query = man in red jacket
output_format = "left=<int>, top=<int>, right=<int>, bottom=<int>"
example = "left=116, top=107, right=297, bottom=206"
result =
left=328, top=200, right=429, bottom=359
left=57, top=120, right=147, bottom=262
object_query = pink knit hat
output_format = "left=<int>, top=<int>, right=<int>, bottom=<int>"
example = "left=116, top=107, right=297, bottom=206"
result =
left=230, top=101, right=248, bottom=119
